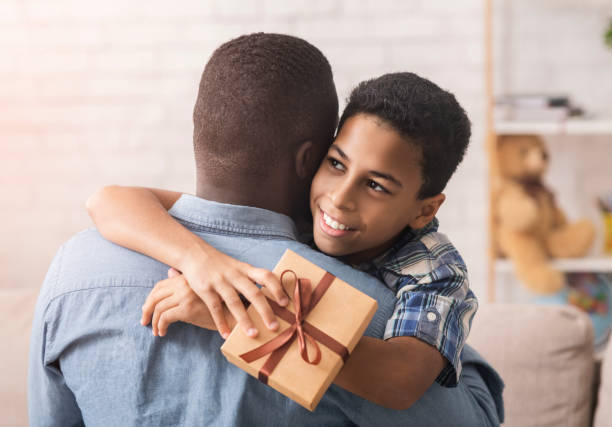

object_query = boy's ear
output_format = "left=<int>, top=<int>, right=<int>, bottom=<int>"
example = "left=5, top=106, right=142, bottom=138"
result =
left=295, top=140, right=317, bottom=180
left=409, top=194, right=446, bottom=229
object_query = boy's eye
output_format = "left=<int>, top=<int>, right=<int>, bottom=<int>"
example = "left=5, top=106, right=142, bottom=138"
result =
left=367, top=180, right=389, bottom=194
left=327, top=157, right=345, bottom=171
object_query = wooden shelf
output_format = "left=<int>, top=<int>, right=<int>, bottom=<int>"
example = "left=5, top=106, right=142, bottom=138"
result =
left=496, top=257, right=612, bottom=273
left=495, top=118, right=612, bottom=135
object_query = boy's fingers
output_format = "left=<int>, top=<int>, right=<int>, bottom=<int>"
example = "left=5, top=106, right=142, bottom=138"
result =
left=141, top=285, right=173, bottom=326
left=200, top=291, right=232, bottom=339
left=232, top=276, right=279, bottom=332
left=151, top=297, right=179, bottom=336
left=167, top=268, right=181, bottom=278
left=157, top=306, right=182, bottom=337
left=215, top=284, right=258, bottom=338
left=248, top=268, right=288, bottom=306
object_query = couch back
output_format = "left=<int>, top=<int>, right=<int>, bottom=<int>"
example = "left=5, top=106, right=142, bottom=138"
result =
left=469, top=303, right=598, bottom=427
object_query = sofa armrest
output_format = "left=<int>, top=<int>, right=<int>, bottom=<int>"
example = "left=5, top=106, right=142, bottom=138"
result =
left=468, top=303, right=595, bottom=427
left=0, top=288, right=39, bottom=427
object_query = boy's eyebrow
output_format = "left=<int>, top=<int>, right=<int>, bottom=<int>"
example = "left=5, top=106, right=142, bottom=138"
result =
left=330, top=144, right=348, bottom=160
left=330, top=145, right=403, bottom=188
left=370, top=171, right=403, bottom=188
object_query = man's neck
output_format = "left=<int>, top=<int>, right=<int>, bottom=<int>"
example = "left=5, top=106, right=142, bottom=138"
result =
left=195, top=178, right=295, bottom=220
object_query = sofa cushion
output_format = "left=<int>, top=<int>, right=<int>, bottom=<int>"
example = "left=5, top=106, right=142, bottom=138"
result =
left=468, top=303, right=594, bottom=427
left=0, top=288, right=39, bottom=427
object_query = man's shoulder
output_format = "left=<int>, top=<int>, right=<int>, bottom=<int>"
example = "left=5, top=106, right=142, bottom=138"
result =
left=40, top=228, right=167, bottom=302
left=64, top=227, right=167, bottom=272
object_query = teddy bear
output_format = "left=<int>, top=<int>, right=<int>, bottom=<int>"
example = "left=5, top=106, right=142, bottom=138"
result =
left=493, top=134, right=596, bottom=294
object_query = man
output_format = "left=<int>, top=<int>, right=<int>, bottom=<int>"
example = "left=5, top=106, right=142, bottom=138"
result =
left=29, top=33, right=502, bottom=426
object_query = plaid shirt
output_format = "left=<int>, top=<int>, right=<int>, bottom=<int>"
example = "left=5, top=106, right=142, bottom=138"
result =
left=356, top=218, right=478, bottom=387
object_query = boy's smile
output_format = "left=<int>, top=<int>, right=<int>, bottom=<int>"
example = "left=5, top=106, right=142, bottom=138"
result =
left=310, top=113, right=444, bottom=264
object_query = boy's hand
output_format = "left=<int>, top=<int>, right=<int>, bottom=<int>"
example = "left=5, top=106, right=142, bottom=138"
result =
left=141, top=268, right=236, bottom=337
left=180, top=245, right=289, bottom=339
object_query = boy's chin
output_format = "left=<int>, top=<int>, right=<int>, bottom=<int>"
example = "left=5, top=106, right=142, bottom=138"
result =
left=313, top=237, right=349, bottom=258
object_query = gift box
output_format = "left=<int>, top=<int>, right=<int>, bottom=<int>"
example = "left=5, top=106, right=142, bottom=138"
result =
left=220, top=249, right=378, bottom=411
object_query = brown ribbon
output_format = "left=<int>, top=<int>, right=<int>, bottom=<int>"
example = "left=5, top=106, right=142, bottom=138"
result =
left=239, top=270, right=349, bottom=384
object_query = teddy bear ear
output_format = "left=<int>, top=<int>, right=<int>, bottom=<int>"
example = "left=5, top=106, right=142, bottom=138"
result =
left=498, top=134, right=544, bottom=148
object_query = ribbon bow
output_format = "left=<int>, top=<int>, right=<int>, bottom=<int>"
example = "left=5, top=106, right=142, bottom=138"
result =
left=239, top=270, right=349, bottom=384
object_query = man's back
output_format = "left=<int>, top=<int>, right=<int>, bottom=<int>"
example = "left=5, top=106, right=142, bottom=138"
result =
left=30, top=195, right=503, bottom=426
left=28, top=195, right=400, bottom=426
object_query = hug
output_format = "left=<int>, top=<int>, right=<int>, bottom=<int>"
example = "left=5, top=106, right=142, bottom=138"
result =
left=29, top=33, right=503, bottom=426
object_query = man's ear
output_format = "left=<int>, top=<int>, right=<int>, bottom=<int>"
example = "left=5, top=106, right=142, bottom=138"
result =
left=295, top=140, right=317, bottom=180
left=409, top=194, right=446, bottom=229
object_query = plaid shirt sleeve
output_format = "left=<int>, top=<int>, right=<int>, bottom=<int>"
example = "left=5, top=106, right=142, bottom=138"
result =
left=379, top=228, right=478, bottom=387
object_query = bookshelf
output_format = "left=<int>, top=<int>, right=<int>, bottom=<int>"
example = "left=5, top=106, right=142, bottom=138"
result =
left=484, top=0, right=612, bottom=303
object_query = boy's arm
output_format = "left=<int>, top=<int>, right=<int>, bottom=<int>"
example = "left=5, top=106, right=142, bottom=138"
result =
left=86, top=186, right=187, bottom=268
left=334, top=336, right=446, bottom=410
left=143, top=272, right=444, bottom=410
left=86, top=185, right=288, bottom=338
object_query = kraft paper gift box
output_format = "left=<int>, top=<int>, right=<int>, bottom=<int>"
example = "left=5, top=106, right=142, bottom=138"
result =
left=220, top=249, right=378, bottom=411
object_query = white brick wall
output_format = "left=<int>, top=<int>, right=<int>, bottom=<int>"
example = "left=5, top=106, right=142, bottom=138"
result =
left=5, top=0, right=608, bottom=302
left=494, top=0, right=612, bottom=116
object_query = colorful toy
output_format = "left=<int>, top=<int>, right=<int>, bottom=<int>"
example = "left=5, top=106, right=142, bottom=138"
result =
left=535, top=272, right=612, bottom=350
left=567, top=272, right=608, bottom=315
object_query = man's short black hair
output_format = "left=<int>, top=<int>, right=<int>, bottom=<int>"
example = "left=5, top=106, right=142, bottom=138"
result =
left=193, top=33, right=338, bottom=183
left=338, top=72, right=470, bottom=199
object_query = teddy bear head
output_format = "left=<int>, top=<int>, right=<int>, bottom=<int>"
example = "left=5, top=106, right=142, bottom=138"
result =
left=497, top=135, right=549, bottom=182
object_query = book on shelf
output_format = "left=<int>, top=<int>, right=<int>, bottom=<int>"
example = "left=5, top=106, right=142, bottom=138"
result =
left=496, top=94, right=570, bottom=109
left=494, top=94, right=584, bottom=123
left=494, top=105, right=570, bottom=122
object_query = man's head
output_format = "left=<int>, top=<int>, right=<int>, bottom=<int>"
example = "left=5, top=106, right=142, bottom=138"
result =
left=193, top=33, right=338, bottom=217
left=310, top=73, right=470, bottom=262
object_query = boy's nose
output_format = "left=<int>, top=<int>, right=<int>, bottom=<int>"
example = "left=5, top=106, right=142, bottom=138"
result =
left=330, top=182, right=356, bottom=211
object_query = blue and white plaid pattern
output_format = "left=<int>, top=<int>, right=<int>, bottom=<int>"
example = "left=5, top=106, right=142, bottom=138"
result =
left=359, top=218, right=478, bottom=387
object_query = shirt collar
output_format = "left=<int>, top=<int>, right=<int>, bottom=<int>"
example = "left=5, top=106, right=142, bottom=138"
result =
left=354, top=217, right=440, bottom=275
left=168, top=194, right=299, bottom=241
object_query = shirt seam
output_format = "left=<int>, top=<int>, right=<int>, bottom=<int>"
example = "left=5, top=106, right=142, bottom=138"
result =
left=42, top=244, right=65, bottom=366
left=46, top=283, right=158, bottom=306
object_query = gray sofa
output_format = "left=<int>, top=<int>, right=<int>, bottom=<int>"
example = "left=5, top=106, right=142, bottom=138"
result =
left=2, top=288, right=610, bottom=426
left=469, top=303, right=609, bottom=427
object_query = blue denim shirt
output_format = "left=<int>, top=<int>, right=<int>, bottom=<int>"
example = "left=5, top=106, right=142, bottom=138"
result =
left=29, top=195, right=503, bottom=426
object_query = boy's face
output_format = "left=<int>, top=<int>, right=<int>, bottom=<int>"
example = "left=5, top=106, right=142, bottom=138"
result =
left=310, top=113, right=444, bottom=263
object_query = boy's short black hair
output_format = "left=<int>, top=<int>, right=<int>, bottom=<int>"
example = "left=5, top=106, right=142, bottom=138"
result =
left=338, top=72, right=470, bottom=199
left=193, top=33, right=338, bottom=183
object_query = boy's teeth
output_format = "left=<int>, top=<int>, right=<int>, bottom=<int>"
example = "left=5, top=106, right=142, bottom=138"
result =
left=323, top=212, right=349, bottom=231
